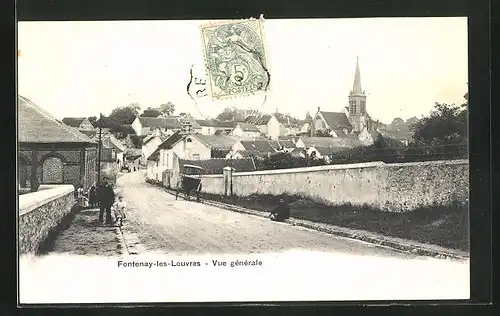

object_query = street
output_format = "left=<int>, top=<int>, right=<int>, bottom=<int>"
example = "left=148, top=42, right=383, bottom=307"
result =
left=116, top=170, right=416, bottom=258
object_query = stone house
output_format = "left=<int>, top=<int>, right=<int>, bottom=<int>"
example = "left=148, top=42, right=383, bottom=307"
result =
left=131, top=116, right=182, bottom=136
left=18, top=96, right=98, bottom=192
left=141, top=131, right=168, bottom=161
left=196, top=119, right=237, bottom=135
left=230, top=123, right=262, bottom=138
left=146, top=131, right=212, bottom=181
left=102, top=134, right=126, bottom=169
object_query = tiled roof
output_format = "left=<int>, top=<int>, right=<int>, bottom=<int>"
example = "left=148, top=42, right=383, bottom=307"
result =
left=244, top=115, right=271, bottom=125
left=178, top=158, right=255, bottom=174
left=319, top=111, right=353, bottom=130
left=147, top=147, right=161, bottom=161
left=236, top=123, right=261, bottom=132
left=138, top=117, right=182, bottom=129
left=214, top=129, right=231, bottom=136
left=377, top=129, right=413, bottom=140
left=314, top=146, right=348, bottom=156
left=157, top=130, right=184, bottom=150
left=240, top=140, right=278, bottom=153
left=61, top=117, right=86, bottom=127
left=180, top=117, right=201, bottom=129
left=18, top=96, right=96, bottom=144
left=196, top=119, right=237, bottom=128
left=299, top=136, right=362, bottom=148
left=194, top=135, right=240, bottom=150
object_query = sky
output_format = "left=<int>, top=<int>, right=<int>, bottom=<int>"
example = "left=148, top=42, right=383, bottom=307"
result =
left=17, top=17, right=468, bottom=124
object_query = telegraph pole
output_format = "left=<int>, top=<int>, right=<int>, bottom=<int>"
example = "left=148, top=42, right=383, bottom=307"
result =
left=97, top=113, right=102, bottom=185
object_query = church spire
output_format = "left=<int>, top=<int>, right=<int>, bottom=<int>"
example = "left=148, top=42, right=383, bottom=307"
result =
left=352, top=56, right=363, bottom=95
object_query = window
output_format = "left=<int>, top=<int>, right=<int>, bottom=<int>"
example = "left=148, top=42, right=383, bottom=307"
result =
left=42, top=156, right=64, bottom=183
left=360, top=100, right=366, bottom=113
left=192, top=154, right=200, bottom=160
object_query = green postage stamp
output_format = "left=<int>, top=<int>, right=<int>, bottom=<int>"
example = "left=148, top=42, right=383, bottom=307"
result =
left=200, top=17, right=270, bottom=100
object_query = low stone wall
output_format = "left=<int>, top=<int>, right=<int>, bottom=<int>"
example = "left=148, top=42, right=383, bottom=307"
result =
left=199, top=160, right=469, bottom=212
left=19, top=184, right=75, bottom=255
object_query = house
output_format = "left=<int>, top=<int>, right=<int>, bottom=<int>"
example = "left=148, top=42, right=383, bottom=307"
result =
left=62, top=117, right=95, bottom=131
left=227, top=139, right=277, bottom=159
left=62, top=117, right=96, bottom=137
left=179, top=116, right=202, bottom=134
left=131, top=116, right=182, bottom=136
left=177, top=157, right=255, bottom=175
left=141, top=130, right=168, bottom=161
left=18, top=96, right=98, bottom=192
left=102, top=134, right=126, bottom=169
left=376, top=129, right=413, bottom=146
left=295, top=136, right=362, bottom=160
left=146, top=131, right=212, bottom=181
left=244, top=112, right=301, bottom=140
left=296, top=136, right=362, bottom=149
left=196, top=119, right=237, bottom=135
left=358, top=127, right=381, bottom=146
left=193, top=135, right=240, bottom=158
left=230, top=123, right=262, bottom=138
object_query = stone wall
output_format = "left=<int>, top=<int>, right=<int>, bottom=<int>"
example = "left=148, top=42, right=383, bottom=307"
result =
left=199, top=160, right=469, bottom=212
left=19, top=184, right=75, bottom=255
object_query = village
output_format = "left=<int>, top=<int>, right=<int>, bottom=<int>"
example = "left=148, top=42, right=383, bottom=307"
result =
left=19, top=58, right=417, bottom=194
left=17, top=18, right=471, bottom=304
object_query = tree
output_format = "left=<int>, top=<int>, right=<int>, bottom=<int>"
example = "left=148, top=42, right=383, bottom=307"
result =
left=411, top=102, right=467, bottom=146
left=109, top=106, right=138, bottom=125
left=388, top=117, right=405, bottom=130
left=216, top=107, right=251, bottom=122
left=159, top=102, right=175, bottom=116
left=141, top=107, right=162, bottom=118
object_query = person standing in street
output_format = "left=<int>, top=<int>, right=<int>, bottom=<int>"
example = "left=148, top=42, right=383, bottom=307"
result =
left=98, top=177, right=115, bottom=225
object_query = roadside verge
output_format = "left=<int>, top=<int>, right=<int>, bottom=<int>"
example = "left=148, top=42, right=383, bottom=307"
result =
left=154, top=184, right=468, bottom=261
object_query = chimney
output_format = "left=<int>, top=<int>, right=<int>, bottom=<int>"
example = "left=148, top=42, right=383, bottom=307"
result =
left=317, top=106, right=320, bottom=112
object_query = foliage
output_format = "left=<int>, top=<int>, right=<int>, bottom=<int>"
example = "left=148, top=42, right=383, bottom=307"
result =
left=128, top=135, right=143, bottom=148
left=110, top=124, right=135, bottom=139
left=410, top=102, right=467, bottom=146
left=141, top=107, right=163, bottom=118
left=109, top=104, right=140, bottom=125
left=216, top=107, right=253, bottom=122
left=211, top=148, right=229, bottom=158
left=386, top=116, right=420, bottom=132
left=158, top=102, right=175, bottom=115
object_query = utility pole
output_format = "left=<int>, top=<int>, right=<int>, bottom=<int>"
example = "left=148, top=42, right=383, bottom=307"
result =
left=97, top=113, right=102, bottom=185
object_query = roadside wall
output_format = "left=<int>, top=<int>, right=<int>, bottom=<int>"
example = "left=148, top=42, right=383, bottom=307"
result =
left=19, top=184, right=75, bottom=255
left=199, top=160, right=469, bottom=212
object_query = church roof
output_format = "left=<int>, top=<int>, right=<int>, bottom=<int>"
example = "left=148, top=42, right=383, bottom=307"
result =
left=318, top=111, right=353, bottom=130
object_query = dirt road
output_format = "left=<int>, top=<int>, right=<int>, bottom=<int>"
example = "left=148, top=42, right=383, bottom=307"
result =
left=115, top=171, right=417, bottom=258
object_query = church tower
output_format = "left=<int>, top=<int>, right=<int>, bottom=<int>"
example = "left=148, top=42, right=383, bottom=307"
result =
left=348, top=57, right=368, bottom=131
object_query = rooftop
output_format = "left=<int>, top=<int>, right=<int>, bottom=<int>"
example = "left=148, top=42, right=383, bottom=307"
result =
left=18, top=96, right=96, bottom=144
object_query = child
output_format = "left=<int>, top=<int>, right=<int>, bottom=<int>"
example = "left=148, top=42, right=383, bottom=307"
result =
left=112, top=196, right=127, bottom=227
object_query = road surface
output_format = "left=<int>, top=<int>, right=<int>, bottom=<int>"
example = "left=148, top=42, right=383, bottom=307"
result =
left=116, top=170, right=416, bottom=258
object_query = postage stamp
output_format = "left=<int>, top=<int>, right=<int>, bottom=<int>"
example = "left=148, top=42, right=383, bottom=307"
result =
left=200, top=18, right=270, bottom=100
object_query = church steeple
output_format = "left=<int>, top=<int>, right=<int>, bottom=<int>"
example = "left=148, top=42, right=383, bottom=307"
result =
left=351, top=56, right=364, bottom=95
left=348, top=56, right=368, bottom=132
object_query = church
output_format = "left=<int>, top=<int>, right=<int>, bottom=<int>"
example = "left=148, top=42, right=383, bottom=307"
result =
left=312, top=57, right=382, bottom=137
